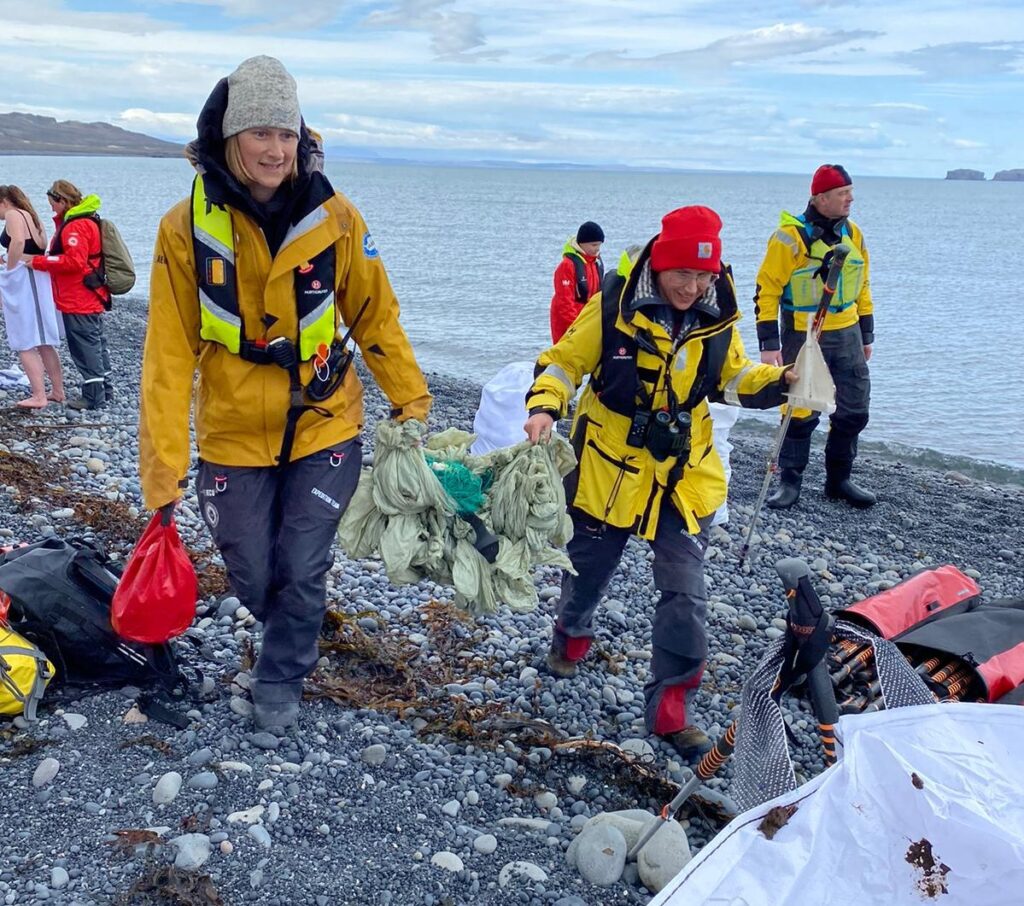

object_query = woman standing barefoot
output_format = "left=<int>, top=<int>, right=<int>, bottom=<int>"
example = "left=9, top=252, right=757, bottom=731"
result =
left=0, top=185, right=64, bottom=408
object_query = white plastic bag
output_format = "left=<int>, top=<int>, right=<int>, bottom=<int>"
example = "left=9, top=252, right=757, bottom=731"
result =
left=470, top=361, right=536, bottom=455
left=708, top=402, right=739, bottom=526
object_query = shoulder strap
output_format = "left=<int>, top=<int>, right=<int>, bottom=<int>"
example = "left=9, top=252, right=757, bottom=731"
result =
left=567, top=252, right=588, bottom=303
left=790, top=215, right=822, bottom=258
left=599, top=271, right=625, bottom=335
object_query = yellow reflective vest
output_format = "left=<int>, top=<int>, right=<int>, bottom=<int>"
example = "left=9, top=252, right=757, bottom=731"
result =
left=190, top=176, right=337, bottom=362
left=139, top=186, right=431, bottom=509
left=528, top=250, right=788, bottom=539
left=754, top=211, right=872, bottom=345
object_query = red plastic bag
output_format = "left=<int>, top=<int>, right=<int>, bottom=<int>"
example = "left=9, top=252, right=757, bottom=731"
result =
left=111, top=508, right=197, bottom=643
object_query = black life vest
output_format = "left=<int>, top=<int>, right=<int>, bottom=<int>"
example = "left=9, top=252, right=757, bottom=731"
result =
left=591, top=266, right=735, bottom=419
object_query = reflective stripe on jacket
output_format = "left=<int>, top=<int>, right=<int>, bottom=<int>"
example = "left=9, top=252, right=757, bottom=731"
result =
left=529, top=242, right=787, bottom=539
left=191, top=175, right=336, bottom=361
left=753, top=211, right=872, bottom=350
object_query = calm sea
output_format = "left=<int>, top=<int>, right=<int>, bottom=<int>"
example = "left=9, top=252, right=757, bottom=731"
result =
left=2, top=155, right=1021, bottom=474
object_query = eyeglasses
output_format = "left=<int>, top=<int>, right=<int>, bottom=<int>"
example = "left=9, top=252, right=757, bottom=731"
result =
left=46, top=191, right=64, bottom=202
left=663, top=270, right=716, bottom=289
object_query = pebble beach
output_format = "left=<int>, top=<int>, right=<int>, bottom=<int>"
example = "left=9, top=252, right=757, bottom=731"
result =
left=0, top=295, right=1021, bottom=906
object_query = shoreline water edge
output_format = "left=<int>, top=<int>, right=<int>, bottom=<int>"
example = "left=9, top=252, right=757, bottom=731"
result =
left=0, top=296, right=1021, bottom=905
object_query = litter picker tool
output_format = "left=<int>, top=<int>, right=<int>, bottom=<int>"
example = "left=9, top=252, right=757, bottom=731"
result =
left=738, top=244, right=851, bottom=566
left=628, top=558, right=837, bottom=860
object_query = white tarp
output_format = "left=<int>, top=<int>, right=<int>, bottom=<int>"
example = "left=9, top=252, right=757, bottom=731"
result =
left=652, top=703, right=1024, bottom=906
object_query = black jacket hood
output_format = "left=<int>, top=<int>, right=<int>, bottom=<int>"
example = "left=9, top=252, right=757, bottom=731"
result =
left=184, top=76, right=333, bottom=226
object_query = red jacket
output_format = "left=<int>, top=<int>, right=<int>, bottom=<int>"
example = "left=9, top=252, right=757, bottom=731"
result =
left=32, top=213, right=109, bottom=315
left=550, top=250, right=602, bottom=343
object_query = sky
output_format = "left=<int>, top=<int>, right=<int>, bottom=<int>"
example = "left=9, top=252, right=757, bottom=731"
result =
left=2, top=0, right=1023, bottom=177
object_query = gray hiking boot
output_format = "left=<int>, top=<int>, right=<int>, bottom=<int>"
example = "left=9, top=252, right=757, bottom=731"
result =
left=253, top=700, right=299, bottom=732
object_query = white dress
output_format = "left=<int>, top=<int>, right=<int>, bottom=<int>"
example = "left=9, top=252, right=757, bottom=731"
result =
left=0, top=262, right=64, bottom=352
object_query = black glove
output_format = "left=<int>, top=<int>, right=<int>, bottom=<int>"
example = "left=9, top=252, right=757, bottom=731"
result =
left=159, top=503, right=176, bottom=526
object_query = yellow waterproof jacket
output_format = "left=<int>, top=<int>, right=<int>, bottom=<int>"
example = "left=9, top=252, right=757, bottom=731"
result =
left=528, top=249, right=787, bottom=539
left=139, top=191, right=431, bottom=509
left=753, top=211, right=873, bottom=351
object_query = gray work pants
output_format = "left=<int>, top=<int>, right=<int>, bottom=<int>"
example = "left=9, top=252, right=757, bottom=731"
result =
left=197, top=440, right=361, bottom=705
left=778, top=322, right=870, bottom=472
left=63, top=312, right=111, bottom=406
left=554, top=502, right=711, bottom=734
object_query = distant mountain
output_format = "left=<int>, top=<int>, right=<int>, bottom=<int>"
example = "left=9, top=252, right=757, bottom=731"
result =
left=0, top=113, right=182, bottom=157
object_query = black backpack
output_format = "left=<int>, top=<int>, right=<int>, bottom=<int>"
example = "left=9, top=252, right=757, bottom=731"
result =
left=0, top=538, right=185, bottom=696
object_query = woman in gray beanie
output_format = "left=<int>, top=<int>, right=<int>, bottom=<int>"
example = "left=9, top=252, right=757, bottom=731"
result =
left=139, top=56, right=432, bottom=731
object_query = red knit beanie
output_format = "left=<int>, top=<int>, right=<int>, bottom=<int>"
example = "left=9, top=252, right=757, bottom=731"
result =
left=649, top=206, right=722, bottom=274
left=810, top=164, right=852, bottom=196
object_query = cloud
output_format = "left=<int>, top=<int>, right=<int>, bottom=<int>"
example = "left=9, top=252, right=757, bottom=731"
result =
left=178, top=0, right=345, bottom=27
left=361, top=0, right=504, bottom=61
left=946, top=137, right=986, bottom=149
left=320, top=112, right=546, bottom=151
left=115, top=109, right=197, bottom=139
left=580, top=22, right=881, bottom=69
left=897, top=41, right=1024, bottom=79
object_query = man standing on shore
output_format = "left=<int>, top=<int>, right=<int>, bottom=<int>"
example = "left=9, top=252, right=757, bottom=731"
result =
left=525, top=206, right=796, bottom=759
left=753, top=164, right=876, bottom=509
left=549, top=221, right=604, bottom=342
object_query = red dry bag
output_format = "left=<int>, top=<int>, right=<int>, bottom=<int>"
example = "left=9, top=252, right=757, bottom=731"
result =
left=111, top=508, right=197, bottom=644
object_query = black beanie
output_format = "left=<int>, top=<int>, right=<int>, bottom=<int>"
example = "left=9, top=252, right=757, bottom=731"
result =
left=576, top=221, right=605, bottom=244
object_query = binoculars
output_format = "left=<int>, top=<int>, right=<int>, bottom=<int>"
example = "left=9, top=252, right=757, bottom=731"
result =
left=627, top=408, right=691, bottom=462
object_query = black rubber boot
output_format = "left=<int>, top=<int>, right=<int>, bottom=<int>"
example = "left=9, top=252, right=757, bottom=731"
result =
left=766, top=468, right=803, bottom=510
left=544, top=648, right=578, bottom=679
left=825, top=460, right=876, bottom=508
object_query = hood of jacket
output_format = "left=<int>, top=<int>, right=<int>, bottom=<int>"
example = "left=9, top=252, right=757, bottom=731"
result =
left=62, top=194, right=102, bottom=222
left=617, top=236, right=735, bottom=340
left=184, top=75, right=333, bottom=226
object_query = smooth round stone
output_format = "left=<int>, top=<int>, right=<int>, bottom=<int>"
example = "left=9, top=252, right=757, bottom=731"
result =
left=430, top=852, right=464, bottom=872
left=153, top=772, right=183, bottom=805
left=473, top=834, right=498, bottom=855
left=32, top=758, right=61, bottom=788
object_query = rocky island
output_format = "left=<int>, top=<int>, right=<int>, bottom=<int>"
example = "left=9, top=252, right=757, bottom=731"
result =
left=993, top=169, right=1024, bottom=182
left=945, top=168, right=985, bottom=180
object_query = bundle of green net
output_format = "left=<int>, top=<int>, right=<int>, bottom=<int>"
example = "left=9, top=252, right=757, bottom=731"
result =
left=337, top=420, right=577, bottom=615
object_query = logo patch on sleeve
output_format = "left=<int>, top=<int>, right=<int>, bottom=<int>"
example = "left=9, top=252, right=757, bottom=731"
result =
left=362, top=231, right=379, bottom=259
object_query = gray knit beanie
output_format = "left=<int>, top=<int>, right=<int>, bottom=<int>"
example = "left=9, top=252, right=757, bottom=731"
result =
left=222, top=56, right=301, bottom=139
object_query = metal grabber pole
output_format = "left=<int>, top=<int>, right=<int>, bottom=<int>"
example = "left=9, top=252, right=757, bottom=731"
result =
left=738, top=244, right=852, bottom=567
left=629, top=558, right=837, bottom=860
